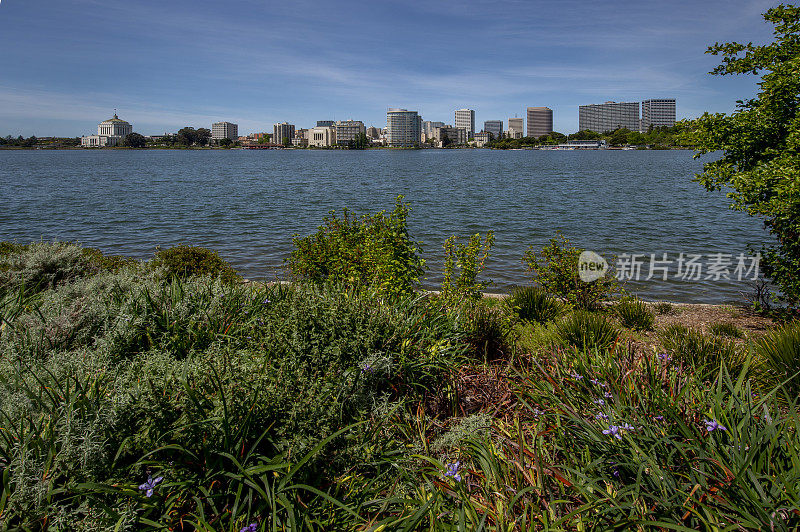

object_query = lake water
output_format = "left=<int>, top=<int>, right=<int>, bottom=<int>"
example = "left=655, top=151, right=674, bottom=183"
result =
left=0, top=149, right=770, bottom=303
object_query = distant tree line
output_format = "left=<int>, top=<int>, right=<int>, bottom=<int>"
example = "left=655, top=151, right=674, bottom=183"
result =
left=485, top=123, right=693, bottom=149
left=0, top=135, right=80, bottom=148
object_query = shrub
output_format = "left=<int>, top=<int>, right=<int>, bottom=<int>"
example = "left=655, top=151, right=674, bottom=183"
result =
left=458, top=303, right=512, bottom=360
left=655, top=301, right=678, bottom=315
left=613, top=297, right=655, bottom=330
left=151, top=244, right=240, bottom=283
left=554, top=311, right=620, bottom=352
left=506, top=285, right=562, bottom=324
left=0, top=241, right=100, bottom=296
left=659, top=324, right=741, bottom=373
left=709, top=321, right=744, bottom=339
left=441, top=232, right=495, bottom=302
left=288, top=196, right=424, bottom=298
left=754, top=322, right=800, bottom=396
left=523, top=232, right=618, bottom=310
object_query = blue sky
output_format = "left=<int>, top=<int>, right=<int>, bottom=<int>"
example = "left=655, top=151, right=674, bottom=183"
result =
left=0, top=0, right=780, bottom=136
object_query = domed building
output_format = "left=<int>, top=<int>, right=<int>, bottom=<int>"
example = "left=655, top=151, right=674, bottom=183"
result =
left=81, top=113, right=133, bottom=147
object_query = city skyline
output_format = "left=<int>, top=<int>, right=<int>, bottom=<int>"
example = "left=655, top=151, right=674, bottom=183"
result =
left=0, top=0, right=777, bottom=136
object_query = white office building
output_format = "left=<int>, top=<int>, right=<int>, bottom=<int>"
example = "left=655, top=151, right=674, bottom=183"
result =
left=308, top=126, right=336, bottom=147
left=641, top=99, right=676, bottom=131
left=454, top=109, right=475, bottom=138
left=333, top=120, right=366, bottom=146
left=386, top=108, right=422, bottom=147
left=422, top=121, right=446, bottom=140
left=212, top=121, right=238, bottom=141
left=579, top=101, right=640, bottom=133
left=273, top=122, right=296, bottom=145
left=81, top=114, right=133, bottom=147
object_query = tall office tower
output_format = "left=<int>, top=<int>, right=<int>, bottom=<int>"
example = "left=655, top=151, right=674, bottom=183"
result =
left=507, top=117, right=524, bottom=138
left=422, top=120, right=446, bottom=139
left=386, top=108, right=422, bottom=147
left=454, top=109, right=475, bottom=138
left=333, top=120, right=366, bottom=145
left=273, top=122, right=296, bottom=145
left=316, top=120, right=334, bottom=127
left=527, top=107, right=553, bottom=138
left=578, top=101, right=639, bottom=133
left=640, top=99, right=676, bottom=131
left=483, top=120, right=503, bottom=138
left=211, top=121, right=238, bottom=141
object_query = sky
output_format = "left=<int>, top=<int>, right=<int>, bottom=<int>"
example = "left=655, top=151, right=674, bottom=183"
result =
left=0, top=0, right=782, bottom=137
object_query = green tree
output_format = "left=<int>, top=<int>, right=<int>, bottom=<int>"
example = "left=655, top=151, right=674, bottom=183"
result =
left=122, top=132, right=147, bottom=148
left=177, top=127, right=197, bottom=146
left=219, top=138, right=233, bottom=148
left=609, top=128, right=631, bottom=146
left=195, top=128, right=212, bottom=146
left=687, top=4, right=800, bottom=306
left=282, top=136, right=291, bottom=147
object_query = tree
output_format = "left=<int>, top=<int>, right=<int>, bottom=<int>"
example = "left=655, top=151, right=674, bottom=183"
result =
left=195, top=128, right=211, bottom=146
left=219, top=138, right=233, bottom=148
left=688, top=5, right=800, bottom=306
left=177, top=127, right=197, bottom=146
left=122, top=132, right=147, bottom=148
left=609, top=128, right=631, bottom=146
left=282, top=136, right=291, bottom=147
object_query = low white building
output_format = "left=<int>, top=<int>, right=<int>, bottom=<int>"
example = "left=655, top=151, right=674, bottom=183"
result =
left=308, top=126, right=336, bottom=147
left=81, top=114, right=133, bottom=147
left=473, top=132, right=491, bottom=147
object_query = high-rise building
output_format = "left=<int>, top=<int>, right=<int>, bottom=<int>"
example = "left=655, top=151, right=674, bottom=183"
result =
left=578, top=102, right=639, bottom=133
left=507, top=117, right=524, bottom=139
left=434, top=126, right=467, bottom=146
left=527, top=107, right=553, bottom=138
left=273, top=122, right=296, bottom=145
left=316, top=120, right=334, bottom=127
left=454, top=109, right=475, bottom=138
left=483, top=120, right=503, bottom=139
left=386, top=108, right=422, bottom=147
left=422, top=121, right=446, bottom=140
left=333, top=120, right=366, bottom=146
left=366, top=126, right=381, bottom=140
left=641, top=99, right=676, bottom=131
left=212, top=121, right=238, bottom=141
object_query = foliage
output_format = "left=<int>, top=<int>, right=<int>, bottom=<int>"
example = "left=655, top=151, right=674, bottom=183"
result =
left=554, top=310, right=620, bottom=352
left=523, top=232, right=618, bottom=310
left=151, top=244, right=240, bottom=283
left=175, top=127, right=212, bottom=147
left=687, top=5, right=800, bottom=307
left=709, top=321, right=745, bottom=338
left=613, top=297, right=655, bottom=330
left=457, top=302, right=514, bottom=360
left=288, top=196, right=425, bottom=299
left=441, top=232, right=495, bottom=302
left=506, top=285, right=563, bottom=324
left=659, top=324, right=742, bottom=374
left=122, top=132, right=147, bottom=148
left=655, top=301, right=678, bottom=315
left=753, top=321, right=800, bottom=396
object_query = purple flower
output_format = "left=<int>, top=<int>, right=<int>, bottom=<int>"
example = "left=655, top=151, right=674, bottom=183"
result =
left=570, top=372, right=583, bottom=380
left=620, top=422, right=635, bottom=431
left=654, top=415, right=664, bottom=422
left=593, top=399, right=605, bottom=406
left=596, top=412, right=608, bottom=420
left=138, top=475, right=163, bottom=497
left=704, top=419, right=727, bottom=432
left=240, top=524, right=258, bottom=532
left=657, top=352, right=670, bottom=363
left=263, top=299, right=270, bottom=305
left=604, top=392, right=613, bottom=399
left=360, top=363, right=373, bottom=374
left=603, top=425, right=622, bottom=439
left=590, top=378, right=600, bottom=385
left=444, top=461, right=462, bottom=482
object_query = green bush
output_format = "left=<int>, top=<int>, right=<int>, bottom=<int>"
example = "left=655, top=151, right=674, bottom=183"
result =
left=151, top=244, right=240, bottom=283
left=709, top=321, right=744, bottom=339
left=523, top=232, right=618, bottom=310
left=506, top=285, right=562, bottom=324
left=655, top=301, right=678, bottom=315
left=288, top=196, right=425, bottom=298
left=458, top=303, right=513, bottom=360
left=0, top=241, right=104, bottom=296
left=441, top=231, right=495, bottom=302
left=754, top=321, right=800, bottom=396
left=659, top=324, right=741, bottom=373
left=613, top=297, right=655, bottom=330
left=554, top=311, right=620, bottom=352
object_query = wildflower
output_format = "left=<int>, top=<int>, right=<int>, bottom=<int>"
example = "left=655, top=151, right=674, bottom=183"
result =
left=360, top=363, right=373, bottom=374
left=596, top=412, right=608, bottom=420
left=240, top=525, right=258, bottom=532
left=620, top=422, right=635, bottom=431
left=444, top=461, right=462, bottom=482
left=704, top=419, right=727, bottom=432
left=590, top=378, right=600, bottom=385
left=657, top=352, right=670, bottom=363
left=654, top=415, right=664, bottom=422
left=263, top=299, right=270, bottom=305
left=603, top=425, right=622, bottom=439
left=593, top=399, right=605, bottom=406
left=570, top=372, right=583, bottom=380
left=138, top=475, right=163, bottom=497
left=604, top=392, right=613, bottom=399
left=532, top=407, right=544, bottom=417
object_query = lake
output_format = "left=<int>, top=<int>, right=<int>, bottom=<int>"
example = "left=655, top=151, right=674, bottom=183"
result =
left=0, top=149, right=770, bottom=303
